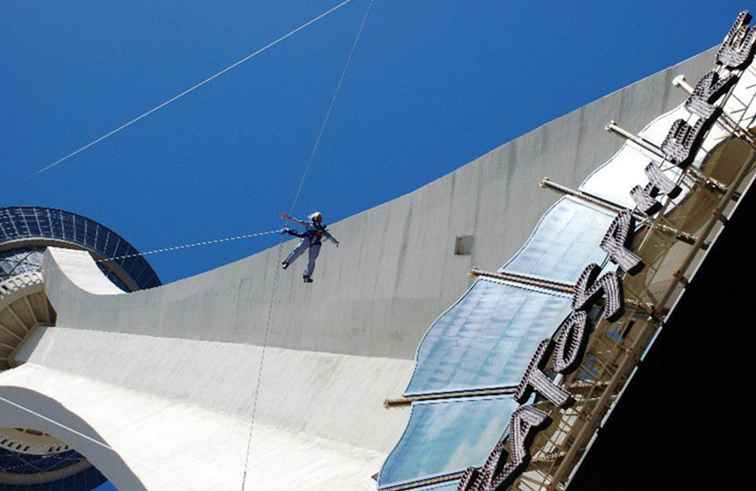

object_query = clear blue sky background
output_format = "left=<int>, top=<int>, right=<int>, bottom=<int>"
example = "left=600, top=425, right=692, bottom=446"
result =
left=0, top=1, right=748, bottom=488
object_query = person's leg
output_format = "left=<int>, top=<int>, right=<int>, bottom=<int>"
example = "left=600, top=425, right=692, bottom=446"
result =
left=283, top=239, right=308, bottom=267
left=304, top=243, right=321, bottom=279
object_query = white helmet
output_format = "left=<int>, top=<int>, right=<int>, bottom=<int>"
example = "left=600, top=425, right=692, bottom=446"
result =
left=309, top=211, right=323, bottom=223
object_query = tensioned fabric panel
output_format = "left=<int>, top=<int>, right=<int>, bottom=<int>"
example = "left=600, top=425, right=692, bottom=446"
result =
left=416, top=482, right=460, bottom=490
left=377, top=396, right=518, bottom=489
left=404, top=279, right=571, bottom=396
left=499, top=197, right=613, bottom=283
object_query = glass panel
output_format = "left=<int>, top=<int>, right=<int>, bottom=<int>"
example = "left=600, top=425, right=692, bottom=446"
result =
left=38, top=208, right=53, bottom=238
left=61, top=212, right=74, bottom=242
left=95, top=224, right=108, bottom=253
left=7, top=208, right=27, bottom=237
left=49, top=210, right=64, bottom=239
left=500, top=197, right=613, bottom=283
left=18, top=208, right=40, bottom=236
left=378, top=396, right=518, bottom=489
left=84, top=220, right=97, bottom=249
left=405, top=279, right=571, bottom=396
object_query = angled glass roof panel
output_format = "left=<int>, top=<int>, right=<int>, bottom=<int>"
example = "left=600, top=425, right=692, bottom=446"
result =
left=405, top=279, right=571, bottom=396
left=378, top=396, right=517, bottom=489
left=499, top=197, right=613, bottom=283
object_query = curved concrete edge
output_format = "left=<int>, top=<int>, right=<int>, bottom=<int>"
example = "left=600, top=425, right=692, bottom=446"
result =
left=44, top=247, right=124, bottom=298
left=0, top=381, right=146, bottom=490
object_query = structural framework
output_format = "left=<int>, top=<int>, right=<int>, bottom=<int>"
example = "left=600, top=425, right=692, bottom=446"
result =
left=1, top=12, right=755, bottom=491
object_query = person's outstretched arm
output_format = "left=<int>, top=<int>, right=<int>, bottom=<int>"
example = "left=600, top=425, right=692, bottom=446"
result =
left=281, top=227, right=305, bottom=238
left=280, top=212, right=309, bottom=227
left=324, top=230, right=340, bottom=247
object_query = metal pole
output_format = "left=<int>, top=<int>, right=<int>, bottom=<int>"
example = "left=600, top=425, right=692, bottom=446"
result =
left=672, top=74, right=756, bottom=148
left=384, top=386, right=518, bottom=408
left=471, top=268, right=574, bottom=294
left=606, top=120, right=731, bottom=195
left=539, top=178, right=698, bottom=245
left=471, top=267, right=656, bottom=318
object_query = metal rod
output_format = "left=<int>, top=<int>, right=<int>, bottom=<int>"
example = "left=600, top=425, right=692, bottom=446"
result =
left=384, top=386, right=518, bottom=408
left=688, top=167, right=732, bottom=195
left=378, top=471, right=467, bottom=491
left=472, top=268, right=656, bottom=317
left=605, top=121, right=666, bottom=159
left=541, top=177, right=632, bottom=214
left=540, top=178, right=698, bottom=245
left=673, top=74, right=756, bottom=148
left=471, top=268, right=574, bottom=294
left=671, top=74, right=694, bottom=94
left=606, top=120, right=733, bottom=195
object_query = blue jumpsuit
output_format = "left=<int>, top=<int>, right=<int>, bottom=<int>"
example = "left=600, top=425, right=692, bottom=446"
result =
left=282, top=218, right=338, bottom=278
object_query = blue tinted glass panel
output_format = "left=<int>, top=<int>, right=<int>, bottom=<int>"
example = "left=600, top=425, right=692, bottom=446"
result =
left=38, top=209, right=54, bottom=238
left=499, top=197, right=613, bottom=283
left=84, top=221, right=96, bottom=248
left=61, top=212, right=74, bottom=242
left=9, top=208, right=28, bottom=237
left=25, top=210, right=41, bottom=236
left=73, top=216, right=86, bottom=244
left=50, top=211, right=63, bottom=238
left=95, top=226, right=108, bottom=253
left=405, top=279, right=570, bottom=396
left=112, top=239, right=127, bottom=259
left=378, top=396, right=517, bottom=488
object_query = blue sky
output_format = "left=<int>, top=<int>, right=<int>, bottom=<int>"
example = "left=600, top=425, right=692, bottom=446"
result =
left=0, top=1, right=748, bottom=489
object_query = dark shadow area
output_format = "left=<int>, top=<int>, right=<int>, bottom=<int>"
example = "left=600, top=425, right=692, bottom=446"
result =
left=0, top=387, right=141, bottom=491
left=568, top=183, right=756, bottom=489
left=0, top=463, right=107, bottom=491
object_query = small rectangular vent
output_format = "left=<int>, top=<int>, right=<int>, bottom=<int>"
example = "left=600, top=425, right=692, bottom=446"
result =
left=454, top=235, right=473, bottom=255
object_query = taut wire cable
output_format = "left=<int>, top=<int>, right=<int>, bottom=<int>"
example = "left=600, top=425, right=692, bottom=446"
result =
left=0, top=395, right=114, bottom=452
left=240, top=1, right=375, bottom=489
left=288, top=0, right=376, bottom=214
left=97, top=228, right=282, bottom=263
left=32, top=0, right=356, bottom=177
left=239, top=246, right=282, bottom=491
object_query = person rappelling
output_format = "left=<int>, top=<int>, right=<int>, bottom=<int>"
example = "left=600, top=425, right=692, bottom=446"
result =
left=280, top=211, right=339, bottom=283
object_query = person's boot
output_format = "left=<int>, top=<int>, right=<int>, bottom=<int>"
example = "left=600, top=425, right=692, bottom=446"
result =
left=303, top=275, right=313, bottom=283
left=281, top=261, right=289, bottom=270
